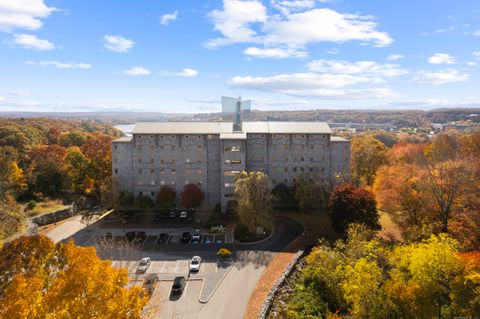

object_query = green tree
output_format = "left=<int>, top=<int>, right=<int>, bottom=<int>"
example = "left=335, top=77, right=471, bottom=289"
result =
left=234, top=171, right=273, bottom=234
left=294, top=175, right=329, bottom=213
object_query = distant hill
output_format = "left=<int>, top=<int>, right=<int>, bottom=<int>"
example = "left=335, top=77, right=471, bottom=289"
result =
left=1, top=108, right=479, bottom=127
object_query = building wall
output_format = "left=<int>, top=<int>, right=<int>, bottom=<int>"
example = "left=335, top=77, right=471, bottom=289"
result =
left=112, top=131, right=350, bottom=210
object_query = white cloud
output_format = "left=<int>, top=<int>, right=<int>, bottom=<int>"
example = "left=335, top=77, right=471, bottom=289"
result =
left=428, top=53, right=455, bottom=65
left=307, top=59, right=408, bottom=77
left=122, top=67, right=151, bottom=76
left=413, top=69, right=469, bottom=85
left=26, top=61, right=92, bottom=69
left=104, top=35, right=134, bottom=52
left=160, top=11, right=178, bottom=25
left=0, top=96, right=5, bottom=103
left=11, top=33, right=54, bottom=50
left=474, top=51, right=480, bottom=57
left=244, top=46, right=307, bottom=58
left=176, top=68, right=199, bottom=77
left=472, top=30, right=480, bottom=37
left=206, top=1, right=393, bottom=55
left=206, top=0, right=267, bottom=48
left=467, top=61, right=477, bottom=66
left=271, top=0, right=333, bottom=15
left=0, top=0, right=56, bottom=32
left=9, top=90, right=31, bottom=96
left=228, top=72, right=394, bottom=99
left=387, top=54, right=404, bottom=61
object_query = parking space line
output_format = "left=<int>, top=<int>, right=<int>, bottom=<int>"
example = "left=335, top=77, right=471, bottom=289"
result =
left=200, top=262, right=205, bottom=273
left=160, top=261, right=167, bottom=273
left=173, top=260, right=180, bottom=273
left=200, top=235, right=204, bottom=244
left=182, top=281, right=189, bottom=300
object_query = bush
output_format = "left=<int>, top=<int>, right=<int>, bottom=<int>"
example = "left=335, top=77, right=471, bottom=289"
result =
left=134, top=195, right=154, bottom=209
left=27, top=200, right=37, bottom=210
left=217, top=248, right=231, bottom=260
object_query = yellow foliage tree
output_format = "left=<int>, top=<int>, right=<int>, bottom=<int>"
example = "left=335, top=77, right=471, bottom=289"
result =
left=0, top=235, right=147, bottom=319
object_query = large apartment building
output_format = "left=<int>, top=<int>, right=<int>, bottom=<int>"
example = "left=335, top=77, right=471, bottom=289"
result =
left=112, top=119, right=350, bottom=211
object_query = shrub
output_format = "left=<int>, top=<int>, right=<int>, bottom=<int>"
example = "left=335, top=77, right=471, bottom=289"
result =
left=27, top=200, right=37, bottom=210
left=217, top=248, right=231, bottom=260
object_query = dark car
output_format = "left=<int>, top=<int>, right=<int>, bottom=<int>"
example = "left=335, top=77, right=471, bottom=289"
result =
left=105, top=232, right=113, bottom=241
left=157, top=233, right=169, bottom=244
left=171, top=276, right=186, bottom=294
left=181, top=232, right=191, bottom=243
left=135, top=231, right=147, bottom=244
left=125, top=231, right=136, bottom=242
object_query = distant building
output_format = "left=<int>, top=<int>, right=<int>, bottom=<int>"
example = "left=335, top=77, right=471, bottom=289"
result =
left=112, top=101, right=350, bottom=211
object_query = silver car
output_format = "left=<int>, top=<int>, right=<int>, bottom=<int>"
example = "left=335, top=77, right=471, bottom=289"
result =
left=137, top=257, right=151, bottom=274
left=189, top=256, right=201, bottom=272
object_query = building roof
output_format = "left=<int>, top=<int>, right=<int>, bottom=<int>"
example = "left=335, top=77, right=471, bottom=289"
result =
left=220, top=132, right=247, bottom=140
left=132, top=121, right=332, bottom=134
left=112, top=136, right=133, bottom=143
left=330, top=136, right=349, bottom=142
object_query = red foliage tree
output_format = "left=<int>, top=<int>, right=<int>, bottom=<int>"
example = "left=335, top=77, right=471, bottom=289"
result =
left=329, top=183, right=380, bottom=235
left=155, top=186, right=176, bottom=210
left=180, top=184, right=205, bottom=208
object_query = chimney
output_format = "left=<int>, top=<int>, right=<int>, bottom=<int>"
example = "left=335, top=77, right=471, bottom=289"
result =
left=233, top=96, right=242, bottom=131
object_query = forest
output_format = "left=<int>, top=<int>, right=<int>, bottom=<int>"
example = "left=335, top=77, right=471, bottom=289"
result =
left=0, top=118, right=121, bottom=240
left=279, top=129, right=480, bottom=318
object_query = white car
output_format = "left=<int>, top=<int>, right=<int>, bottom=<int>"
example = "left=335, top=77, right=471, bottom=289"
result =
left=189, top=256, right=201, bottom=272
left=192, top=229, right=201, bottom=241
left=137, top=257, right=151, bottom=274
left=180, top=211, right=188, bottom=219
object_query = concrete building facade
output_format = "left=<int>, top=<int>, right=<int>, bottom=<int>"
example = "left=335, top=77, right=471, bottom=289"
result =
left=112, top=121, right=350, bottom=210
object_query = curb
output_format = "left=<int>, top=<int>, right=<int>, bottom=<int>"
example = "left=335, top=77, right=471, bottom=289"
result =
left=198, top=260, right=234, bottom=303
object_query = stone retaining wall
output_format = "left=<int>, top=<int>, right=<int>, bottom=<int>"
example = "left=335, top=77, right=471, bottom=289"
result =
left=258, top=247, right=312, bottom=319
left=30, top=206, right=74, bottom=227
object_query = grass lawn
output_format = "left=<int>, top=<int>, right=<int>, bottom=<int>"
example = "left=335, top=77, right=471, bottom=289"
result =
left=22, top=199, right=70, bottom=218
left=276, top=210, right=338, bottom=244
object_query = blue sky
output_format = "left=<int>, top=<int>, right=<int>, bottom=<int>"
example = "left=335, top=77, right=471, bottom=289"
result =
left=0, top=0, right=480, bottom=113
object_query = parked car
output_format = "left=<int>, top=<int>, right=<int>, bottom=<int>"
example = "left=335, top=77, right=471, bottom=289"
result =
left=157, top=233, right=169, bottom=244
left=168, top=211, right=176, bottom=218
left=181, top=232, right=191, bottom=243
left=125, top=231, right=136, bottom=242
left=105, top=232, right=113, bottom=241
left=189, top=256, right=201, bottom=272
left=141, top=274, right=159, bottom=298
left=137, top=257, right=151, bottom=274
left=135, top=231, right=147, bottom=244
left=171, top=276, right=186, bottom=294
left=192, top=229, right=201, bottom=241
left=179, top=211, right=188, bottom=219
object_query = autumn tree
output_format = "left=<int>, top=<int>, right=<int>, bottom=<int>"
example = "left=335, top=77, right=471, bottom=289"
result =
left=329, top=183, right=380, bottom=235
left=235, top=171, right=273, bottom=234
left=155, top=186, right=176, bottom=210
left=350, top=136, right=388, bottom=186
left=271, top=183, right=297, bottom=208
left=180, top=184, right=205, bottom=208
left=0, top=235, right=147, bottom=319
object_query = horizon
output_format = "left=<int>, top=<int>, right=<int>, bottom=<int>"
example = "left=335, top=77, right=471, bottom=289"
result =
left=1, top=1, right=480, bottom=113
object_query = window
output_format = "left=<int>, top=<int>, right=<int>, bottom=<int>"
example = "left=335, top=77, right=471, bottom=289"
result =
left=224, top=183, right=234, bottom=187
left=150, top=158, right=154, bottom=163
left=310, top=157, right=314, bottom=161
left=284, top=179, right=288, bottom=183
left=198, top=135, right=201, bottom=139
left=150, top=135, right=154, bottom=139
left=160, top=169, right=165, bottom=174
left=160, top=181, right=165, bottom=185
left=138, top=158, right=141, bottom=163
left=114, top=169, right=118, bottom=174
left=224, top=170, right=240, bottom=176
left=160, top=145, right=164, bottom=150
left=197, top=181, right=202, bottom=185
left=293, top=167, right=297, bottom=172
left=171, top=145, right=175, bottom=151
left=138, top=169, right=142, bottom=174
left=284, top=167, right=288, bottom=172
left=301, top=167, right=304, bottom=172
left=171, top=181, right=175, bottom=185
left=185, top=135, right=189, bottom=139
left=285, top=157, right=288, bottom=161
left=172, top=169, right=176, bottom=174
left=150, top=181, right=155, bottom=186
left=301, top=157, right=304, bottom=161
left=137, top=145, right=142, bottom=150
left=272, top=179, right=276, bottom=184
left=114, top=145, right=117, bottom=150
left=160, top=135, right=163, bottom=138
left=151, top=192, right=155, bottom=196
left=139, top=191, right=143, bottom=196
left=284, top=144, right=288, bottom=149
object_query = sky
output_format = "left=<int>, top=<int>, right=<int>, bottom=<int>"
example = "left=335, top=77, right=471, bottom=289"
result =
left=0, top=0, right=480, bottom=113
